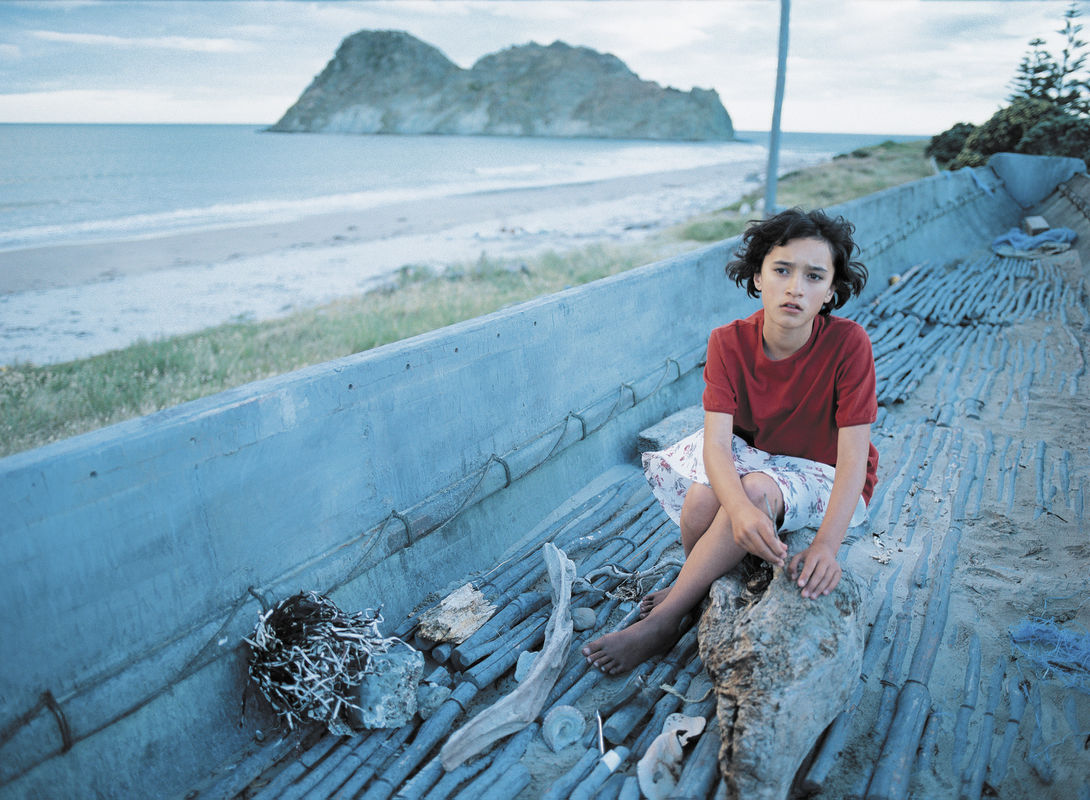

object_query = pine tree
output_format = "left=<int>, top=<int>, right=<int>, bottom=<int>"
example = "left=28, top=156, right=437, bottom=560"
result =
left=1008, top=3, right=1089, bottom=117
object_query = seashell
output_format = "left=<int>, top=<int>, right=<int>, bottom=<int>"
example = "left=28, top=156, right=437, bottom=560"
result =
left=637, top=714, right=706, bottom=800
left=542, top=705, right=586, bottom=753
left=572, top=607, right=597, bottom=631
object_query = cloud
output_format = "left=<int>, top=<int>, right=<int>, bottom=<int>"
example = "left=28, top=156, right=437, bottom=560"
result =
left=0, top=44, right=21, bottom=60
left=30, top=30, right=256, bottom=54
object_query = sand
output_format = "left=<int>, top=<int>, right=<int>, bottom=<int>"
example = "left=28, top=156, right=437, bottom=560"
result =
left=0, top=154, right=828, bottom=366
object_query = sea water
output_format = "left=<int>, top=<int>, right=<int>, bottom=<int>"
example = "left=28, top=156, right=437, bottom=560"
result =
left=0, top=124, right=920, bottom=253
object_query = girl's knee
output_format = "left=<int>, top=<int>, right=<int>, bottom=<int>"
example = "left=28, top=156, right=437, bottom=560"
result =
left=680, top=483, right=719, bottom=550
left=681, top=483, right=717, bottom=526
left=741, top=472, right=784, bottom=522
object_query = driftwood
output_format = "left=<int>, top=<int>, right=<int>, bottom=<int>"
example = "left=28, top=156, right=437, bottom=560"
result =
left=416, top=583, right=497, bottom=645
left=439, top=543, right=576, bottom=770
left=699, top=546, right=866, bottom=800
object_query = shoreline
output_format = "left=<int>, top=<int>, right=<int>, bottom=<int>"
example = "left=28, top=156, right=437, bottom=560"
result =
left=0, top=159, right=780, bottom=294
left=0, top=154, right=824, bottom=366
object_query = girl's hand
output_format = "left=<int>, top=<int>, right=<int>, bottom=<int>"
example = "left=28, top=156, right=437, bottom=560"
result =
left=789, top=541, right=841, bottom=599
left=731, top=502, right=787, bottom=566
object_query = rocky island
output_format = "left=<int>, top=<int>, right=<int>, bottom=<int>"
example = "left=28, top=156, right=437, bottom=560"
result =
left=270, top=30, right=734, bottom=141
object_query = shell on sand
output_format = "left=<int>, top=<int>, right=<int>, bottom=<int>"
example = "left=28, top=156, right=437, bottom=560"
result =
left=636, top=713, right=707, bottom=799
left=542, top=705, right=586, bottom=753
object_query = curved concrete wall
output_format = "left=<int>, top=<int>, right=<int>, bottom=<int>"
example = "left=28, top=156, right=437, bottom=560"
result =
left=0, top=154, right=1076, bottom=798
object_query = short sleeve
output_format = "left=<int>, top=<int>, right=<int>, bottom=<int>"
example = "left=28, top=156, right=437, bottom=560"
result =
left=702, top=326, right=738, bottom=415
left=834, top=322, right=878, bottom=428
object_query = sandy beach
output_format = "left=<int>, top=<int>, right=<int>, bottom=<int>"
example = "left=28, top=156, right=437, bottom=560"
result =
left=0, top=155, right=829, bottom=366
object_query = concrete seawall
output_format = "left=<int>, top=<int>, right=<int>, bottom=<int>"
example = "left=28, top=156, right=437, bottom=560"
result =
left=0, top=154, right=1079, bottom=798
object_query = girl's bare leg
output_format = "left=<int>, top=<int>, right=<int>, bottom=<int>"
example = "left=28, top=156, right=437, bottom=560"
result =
left=586, top=473, right=784, bottom=673
left=640, top=483, right=720, bottom=617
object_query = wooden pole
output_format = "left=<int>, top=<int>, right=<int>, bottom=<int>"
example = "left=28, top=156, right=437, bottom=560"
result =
left=764, top=0, right=790, bottom=216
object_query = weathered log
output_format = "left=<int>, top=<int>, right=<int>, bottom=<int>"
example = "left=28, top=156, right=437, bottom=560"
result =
left=440, top=543, right=576, bottom=770
left=631, top=656, right=707, bottom=758
left=446, top=723, right=536, bottom=800
left=958, top=661, right=1004, bottom=800
left=699, top=548, right=866, bottom=800
left=358, top=682, right=479, bottom=800
left=988, top=676, right=1028, bottom=787
left=951, top=633, right=982, bottom=774
left=569, top=746, right=630, bottom=800
left=802, top=566, right=902, bottom=793
left=542, top=747, right=601, bottom=800
left=863, top=681, right=931, bottom=800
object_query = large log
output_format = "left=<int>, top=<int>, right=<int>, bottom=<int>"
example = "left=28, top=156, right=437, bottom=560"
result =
left=698, top=547, right=866, bottom=800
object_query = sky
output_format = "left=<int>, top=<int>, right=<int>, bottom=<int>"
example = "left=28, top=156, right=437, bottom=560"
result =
left=0, top=0, right=1085, bottom=135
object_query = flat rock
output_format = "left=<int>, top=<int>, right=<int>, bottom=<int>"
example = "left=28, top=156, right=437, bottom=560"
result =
left=638, top=405, right=704, bottom=453
left=349, top=643, right=424, bottom=729
left=572, top=606, right=597, bottom=631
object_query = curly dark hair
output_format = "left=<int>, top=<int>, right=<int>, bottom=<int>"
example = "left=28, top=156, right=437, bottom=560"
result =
left=726, top=208, right=868, bottom=314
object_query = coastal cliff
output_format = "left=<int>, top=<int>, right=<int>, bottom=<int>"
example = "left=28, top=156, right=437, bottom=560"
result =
left=270, top=30, right=734, bottom=141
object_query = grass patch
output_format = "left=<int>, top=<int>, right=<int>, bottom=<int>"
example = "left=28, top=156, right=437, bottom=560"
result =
left=1, top=139, right=933, bottom=458
left=671, top=139, right=932, bottom=243
left=0, top=242, right=685, bottom=457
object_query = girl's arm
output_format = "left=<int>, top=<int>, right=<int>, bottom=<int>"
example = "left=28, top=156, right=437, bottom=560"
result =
left=789, top=422, right=871, bottom=598
left=704, top=411, right=788, bottom=566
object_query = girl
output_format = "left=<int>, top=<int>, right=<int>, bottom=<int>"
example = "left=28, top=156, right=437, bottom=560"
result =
left=583, top=208, right=878, bottom=674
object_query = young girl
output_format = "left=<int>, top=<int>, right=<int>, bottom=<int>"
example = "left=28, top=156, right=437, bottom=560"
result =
left=582, top=208, right=878, bottom=674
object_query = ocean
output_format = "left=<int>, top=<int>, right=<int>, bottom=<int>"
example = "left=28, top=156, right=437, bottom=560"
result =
left=0, top=124, right=922, bottom=253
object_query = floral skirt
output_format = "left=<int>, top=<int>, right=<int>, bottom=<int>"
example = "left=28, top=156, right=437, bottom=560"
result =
left=641, top=429, right=867, bottom=533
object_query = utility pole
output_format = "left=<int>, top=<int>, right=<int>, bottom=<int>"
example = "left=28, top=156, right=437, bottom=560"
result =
left=764, top=0, right=790, bottom=217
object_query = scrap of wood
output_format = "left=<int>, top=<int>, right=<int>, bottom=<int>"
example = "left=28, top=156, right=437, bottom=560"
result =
left=416, top=583, right=496, bottom=645
left=439, top=543, right=576, bottom=770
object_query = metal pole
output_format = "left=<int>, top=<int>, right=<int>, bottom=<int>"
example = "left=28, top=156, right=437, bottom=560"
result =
left=764, top=0, right=790, bottom=216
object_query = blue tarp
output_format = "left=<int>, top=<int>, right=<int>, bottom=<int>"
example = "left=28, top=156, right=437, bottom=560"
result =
left=992, top=226, right=1078, bottom=252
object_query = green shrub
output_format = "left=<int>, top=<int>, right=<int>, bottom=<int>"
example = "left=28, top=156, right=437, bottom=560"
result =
left=950, top=97, right=1059, bottom=168
left=926, top=122, right=976, bottom=166
left=1018, top=113, right=1090, bottom=161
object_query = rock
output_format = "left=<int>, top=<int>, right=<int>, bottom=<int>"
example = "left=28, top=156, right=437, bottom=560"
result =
left=349, top=642, right=424, bottom=729
left=270, top=31, right=733, bottom=141
left=414, top=582, right=496, bottom=645
left=572, top=606, right=597, bottom=631
left=637, top=405, right=704, bottom=454
left=416, top=682, right=452, bottom=721
left=698, top=536, right=866, bottom=799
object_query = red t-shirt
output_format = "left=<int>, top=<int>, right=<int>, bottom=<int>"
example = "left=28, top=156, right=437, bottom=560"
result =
left=702, top=309, right=879, bottom=504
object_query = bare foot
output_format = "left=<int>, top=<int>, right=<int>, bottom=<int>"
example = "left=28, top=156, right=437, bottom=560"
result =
left=581, top=612, right=680, bottom=674
left=639, top=587, right=671, bottom=619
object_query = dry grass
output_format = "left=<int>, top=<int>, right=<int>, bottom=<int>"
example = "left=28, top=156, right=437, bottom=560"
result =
left=673, top=139, right=932, bottom=243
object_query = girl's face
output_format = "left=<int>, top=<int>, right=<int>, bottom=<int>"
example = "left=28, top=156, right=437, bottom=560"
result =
left=753, top=236, right=836, bottom=330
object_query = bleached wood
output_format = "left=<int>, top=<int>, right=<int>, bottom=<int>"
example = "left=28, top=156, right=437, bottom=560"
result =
left=439, top=543, right=576, bottom=770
